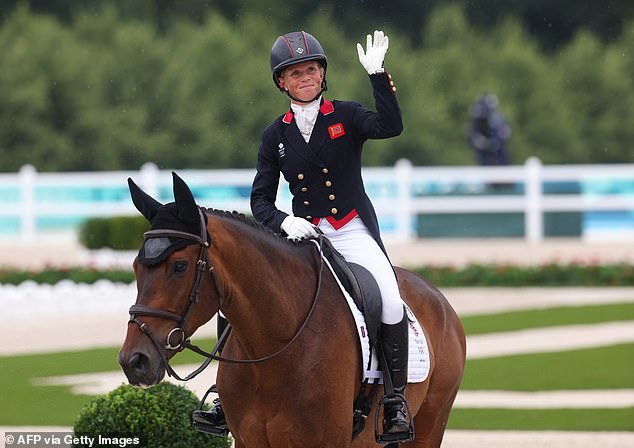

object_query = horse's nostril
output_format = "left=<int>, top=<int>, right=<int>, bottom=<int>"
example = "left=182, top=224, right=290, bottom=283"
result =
left=129, top=352, right=149, bottom=375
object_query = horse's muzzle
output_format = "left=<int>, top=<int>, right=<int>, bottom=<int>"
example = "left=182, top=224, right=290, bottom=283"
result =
left=118, top=350, right=165, bottom=386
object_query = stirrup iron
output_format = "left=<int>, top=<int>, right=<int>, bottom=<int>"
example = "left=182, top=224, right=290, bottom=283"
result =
left=192, top=384, right=230, bottom=437
left=374, top=392, right=415, bottom=444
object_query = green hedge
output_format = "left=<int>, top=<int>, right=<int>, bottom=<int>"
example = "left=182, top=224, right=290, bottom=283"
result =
left=412, top=262, right=634, bottom=287
left=0, top=262, right=632, bottom=286
left=0, top=268, right=135, bottom=284
left=73, top=382, right=231, bottom=448
left=79, top=216, right=149, bottom=250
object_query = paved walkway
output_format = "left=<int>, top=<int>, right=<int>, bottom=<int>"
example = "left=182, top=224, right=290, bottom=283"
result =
left=2, top=428, right=632, bottom=448
left=442, top=430, right=634, bottom=448
left=3, top=286, right=634, bottom=355
left=2, top=237, right=634, bottom=269
left=467, top=321, right=634, bottom=358
left=387, top=238, right=634, bottom=267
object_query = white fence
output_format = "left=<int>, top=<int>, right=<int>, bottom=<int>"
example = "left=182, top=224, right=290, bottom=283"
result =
left=1, top=157, right=633, bottom=244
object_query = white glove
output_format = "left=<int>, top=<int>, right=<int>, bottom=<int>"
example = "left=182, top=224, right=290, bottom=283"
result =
left=281, top=216, right=319, bottom=241
left=356, top=30, right=389, bottom=75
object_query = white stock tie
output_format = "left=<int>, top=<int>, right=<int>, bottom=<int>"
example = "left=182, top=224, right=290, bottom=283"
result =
left=291, top=97, right=321, bottom=143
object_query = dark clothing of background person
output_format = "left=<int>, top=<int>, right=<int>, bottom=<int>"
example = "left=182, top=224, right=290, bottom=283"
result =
left=467, top=94, right=511, bottom=166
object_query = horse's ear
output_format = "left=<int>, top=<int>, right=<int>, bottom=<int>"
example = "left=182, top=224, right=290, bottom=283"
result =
left=128, top=177, right=162, bottom=222
left=172, top=172, right=199, bottom=224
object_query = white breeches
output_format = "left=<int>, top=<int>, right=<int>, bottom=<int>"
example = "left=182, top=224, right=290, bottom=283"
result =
left=317, top=216, right=405, bottom=324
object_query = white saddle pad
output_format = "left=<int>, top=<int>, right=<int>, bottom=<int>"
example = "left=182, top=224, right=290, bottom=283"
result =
left=316, top=245, right=431, bottom=383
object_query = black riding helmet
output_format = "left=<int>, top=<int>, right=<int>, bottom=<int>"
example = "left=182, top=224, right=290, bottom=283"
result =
left=270, top=31, right=328, bottom=103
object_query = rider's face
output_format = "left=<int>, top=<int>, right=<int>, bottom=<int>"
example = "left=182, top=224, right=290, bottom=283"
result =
left=279, top=61, right=324, bottom=103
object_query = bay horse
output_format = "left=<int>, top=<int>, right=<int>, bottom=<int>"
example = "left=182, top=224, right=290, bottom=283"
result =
left=119, top=173, right=466, bottom=448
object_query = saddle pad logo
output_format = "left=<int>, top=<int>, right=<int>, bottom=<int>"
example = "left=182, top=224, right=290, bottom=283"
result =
left=328, top=123, right=346, bottom=140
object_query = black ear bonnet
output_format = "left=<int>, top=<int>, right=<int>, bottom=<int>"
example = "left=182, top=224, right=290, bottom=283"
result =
left=128, top=173, right=208, bottom=266
left=138, top=204, right=206, bottom=266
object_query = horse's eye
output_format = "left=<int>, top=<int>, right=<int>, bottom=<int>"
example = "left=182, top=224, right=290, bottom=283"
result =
left=174, top=261, right=188, bottom=273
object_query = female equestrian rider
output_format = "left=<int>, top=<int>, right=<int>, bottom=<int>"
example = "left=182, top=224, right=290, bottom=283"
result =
left=199, top=30, right=411, bottom=442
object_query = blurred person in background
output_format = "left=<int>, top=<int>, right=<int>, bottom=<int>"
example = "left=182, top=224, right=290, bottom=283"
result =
left=465, top=93, right=512, bottom=190
left=466, top=93, right=511, bottom=167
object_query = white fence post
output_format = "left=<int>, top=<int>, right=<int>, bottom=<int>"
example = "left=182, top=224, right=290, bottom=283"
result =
left=394, top=158, right=414, bottom=242
left=19, top=164, right=36, bottom=244
left=140, top=162, right=160, bottom=199
left=525, top=157, right=543, bottom=243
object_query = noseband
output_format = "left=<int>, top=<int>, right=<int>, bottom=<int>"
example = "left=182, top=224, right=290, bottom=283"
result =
left=128, top=208, right=326, bottom=381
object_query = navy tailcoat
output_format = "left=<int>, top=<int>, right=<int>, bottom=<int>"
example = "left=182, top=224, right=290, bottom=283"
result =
left=250, top=72, right=402, bottom=253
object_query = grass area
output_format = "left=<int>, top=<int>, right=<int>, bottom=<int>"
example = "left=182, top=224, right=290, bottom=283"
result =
left=461, top=302, right=634, bottom=335
left=2, top=301, right=633, bottom=430
left=448, top=407, right=634, bottom=431
left=0, top=338, right=215, bottom=426
left=452, top=339, right=634, bottom=431
left=461, top=343, right=634, bottom=391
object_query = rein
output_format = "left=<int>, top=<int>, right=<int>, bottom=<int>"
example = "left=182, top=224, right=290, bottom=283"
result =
left=128, top=208, right=325, bottom=381
left=186, top=234, right=325, bottom=365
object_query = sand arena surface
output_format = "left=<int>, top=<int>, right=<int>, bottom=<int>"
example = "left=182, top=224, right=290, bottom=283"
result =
left=1, top=238, right=633, bottom=447
left=2, top=235, right=634, bottom=269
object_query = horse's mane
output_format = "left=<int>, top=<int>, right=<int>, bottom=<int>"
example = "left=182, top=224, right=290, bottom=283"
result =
left=203, top=207, right=307, bottom=248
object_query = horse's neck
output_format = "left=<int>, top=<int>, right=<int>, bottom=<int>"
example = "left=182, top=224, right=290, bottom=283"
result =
left=219, top=234, right=318, bottom=357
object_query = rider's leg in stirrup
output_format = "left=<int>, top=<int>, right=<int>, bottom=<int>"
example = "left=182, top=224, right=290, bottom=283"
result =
left=380, top=307, right=412, bottom=440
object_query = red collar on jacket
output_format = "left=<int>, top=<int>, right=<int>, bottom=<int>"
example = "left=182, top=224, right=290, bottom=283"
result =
left=282, top=99, right=334, bottom=124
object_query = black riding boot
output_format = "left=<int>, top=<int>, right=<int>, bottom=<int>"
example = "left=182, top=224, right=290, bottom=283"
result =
left=192, top=316, right=229, bottom=436
left=380, top=310, right=413, bottom=442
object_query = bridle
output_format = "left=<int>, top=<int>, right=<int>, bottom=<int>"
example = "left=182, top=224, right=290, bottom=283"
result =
left=127, top=207, right=325, bottom=381
left=128, top=208, right=223, bottom=380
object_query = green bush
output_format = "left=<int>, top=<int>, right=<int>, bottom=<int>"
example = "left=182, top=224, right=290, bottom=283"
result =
left=79, top=216, right=149, bottom=250
left=73, top=382, right=231, bottom=448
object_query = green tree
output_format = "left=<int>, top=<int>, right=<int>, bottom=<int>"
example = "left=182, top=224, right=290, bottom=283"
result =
left=1, top=3, right=634, bottom=171
left=556, top=27, right=634, bottom=163
left=0, top=5, right=73, bottom=170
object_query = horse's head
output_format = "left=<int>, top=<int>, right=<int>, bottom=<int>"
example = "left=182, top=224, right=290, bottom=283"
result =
left=118, top=173, right=221, bottom=386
